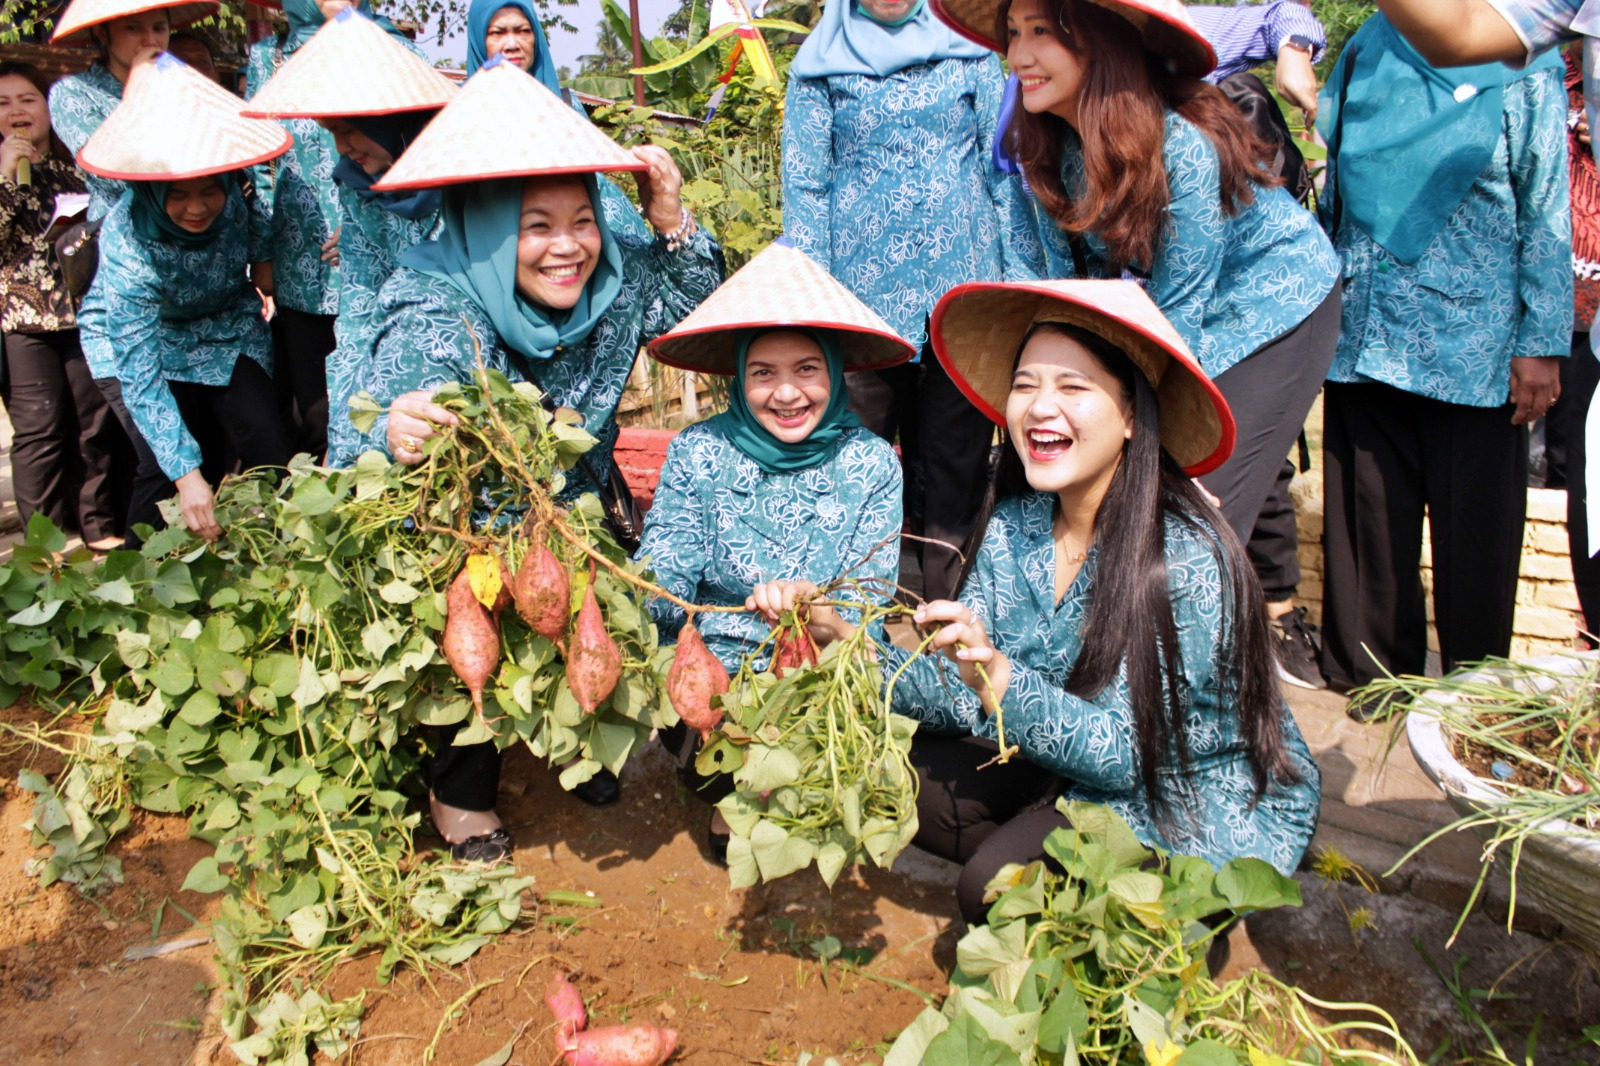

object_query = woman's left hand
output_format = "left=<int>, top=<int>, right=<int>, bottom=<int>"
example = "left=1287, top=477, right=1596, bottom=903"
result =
left=914, top=600, right=1011, bottom=712
left=632, top=145, right=687, bottom=235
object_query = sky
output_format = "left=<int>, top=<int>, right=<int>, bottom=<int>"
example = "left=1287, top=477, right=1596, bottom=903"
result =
left=417, top=0, right=685, bottom=75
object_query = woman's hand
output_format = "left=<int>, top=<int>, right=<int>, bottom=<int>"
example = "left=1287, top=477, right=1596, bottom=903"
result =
left=320, top=227, right=341, bottom=266
left=0, top=131, right=40, bottom=184
left=174, top=469, right=221, bottom=542
left=387, top=389, right=460, bottom=464
left=747, top=580, right=855, bottom=646
left=914, top=600, right=1011, bottom=712
left=631, top=145, right=687, bottom=235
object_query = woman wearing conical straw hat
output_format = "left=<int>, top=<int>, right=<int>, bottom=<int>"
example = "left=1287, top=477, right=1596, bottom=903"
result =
left=244, top=0, right=413, bottom=459
left=639, top=239, right=913, bottom=862
left=758, top=279, right=1320, bottom=931
left=354, top=57, right=723, bottom=863
left=241, top=6, right=456, bottom=467
left=79, top=54, right=293, bottom=544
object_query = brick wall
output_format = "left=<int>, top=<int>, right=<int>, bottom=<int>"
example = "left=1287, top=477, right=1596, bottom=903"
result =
left=1293, top=480, right=1588, bottom=659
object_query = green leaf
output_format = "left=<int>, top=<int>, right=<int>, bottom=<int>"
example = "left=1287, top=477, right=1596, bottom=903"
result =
left=1214, top=858, right=1301, bottom=912
left=178, top=689, right=222, bottom=726
left=885, top=1007, right=952, bottom=1066
left=749, top=818, right=816, bottom=881
left=1178, top=1039, right=1243, bottom=1066
left=378, top=579, right=420, bottom=604
left=738, top=744, right=802, bottom=792
left=105, top=693, right=164, bottom=734
left=921, top=1012, right=1025, bottom=1066
left=253, top=654, right=300, bottom=698
left=90, top=578, right=136, bottom=605
left=470, top=1035, right=519, bottom=1066
left=955, top=918, right=1027, bottom=976
left=147, top=654, right=195, bottom=696
left=290, top=477, right=340, bottom=516
left=9, top=599, right=64, bottom=625
left=182, top=855, right=230, bottom=894
left=286, top=904, right=329, bottom=949
left=1037, top=984, right=1091, bottom=1051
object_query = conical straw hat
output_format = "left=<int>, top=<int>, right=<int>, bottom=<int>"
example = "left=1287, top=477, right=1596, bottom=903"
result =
left=240, top=7, right=457, bottom=118
left=52, top=0, right=220, bottom=47
left=649, top=240, right=915, bottom=375
left=372, top=56, right=646, bottom=191
left=78, top=52, right=292, bottom=180
left=930, top=0, right=1215, bottom=77
left=930, top=279, right=1234, bottom=475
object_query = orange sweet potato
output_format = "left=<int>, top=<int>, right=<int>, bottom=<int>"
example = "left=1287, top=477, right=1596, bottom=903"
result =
left=666, top=622, right=728, bottom=740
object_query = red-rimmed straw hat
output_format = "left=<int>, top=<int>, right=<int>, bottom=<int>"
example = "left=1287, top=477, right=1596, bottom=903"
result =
left=930, top=0, right=1216, bottom=78
left=371, top=56, right=645, bottom=191
left=51, top=0, right=221, bottom=47
left=240, top=7, right=456, bottom=118
left=78, top=52, right=291, bottom=180
left=649, top=240, right=915, bottom=375
left=930, top=279, right=1234, bottom=475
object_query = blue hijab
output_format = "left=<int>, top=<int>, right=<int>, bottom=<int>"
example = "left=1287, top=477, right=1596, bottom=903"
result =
left=465, top=0, right=560, bottom=90
left=331, top=111, right=442, bottom=220
left=129, top=173, right=235, bottom=250
left=791, top=0, right=988, bottom=80
left=280, top=0, right=405, bottom=56
left=707, top=328, right=861, bottom=474
left=1318, top=13, right=1563, bottom=265
left=401, top=174, right=624, bottom=363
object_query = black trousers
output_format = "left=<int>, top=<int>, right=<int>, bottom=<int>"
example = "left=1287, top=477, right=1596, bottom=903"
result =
left=1552, top=333, right=1600, bottom=638
left=1201, top=284, right=1342, bottom=571
left=1247, top=460, right=1302, bottom=603
left=1, top=330, right=126, bottom=542
left=430, top=725, right=501, bottom=812
left=846, top=348, right=994, bottom=603
left=1319, top=381, right=1527, bottom=690
left=272, top=306, right=334, bottom=460
left=95, top=375, right=170, bottom=540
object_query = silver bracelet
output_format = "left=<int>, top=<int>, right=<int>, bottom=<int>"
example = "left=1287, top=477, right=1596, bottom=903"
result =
left=662, top=206, right=696, bottom=252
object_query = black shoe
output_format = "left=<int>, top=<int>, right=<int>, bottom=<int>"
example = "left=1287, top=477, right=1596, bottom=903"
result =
left=707, top=825, right=730, bottom=867
left=571, top=767, right=620, bottom=807
left=1345, top=688, right=1397, bottom=724
left=1272, top=606, right=1327, bottom=691
left=450, top=828, right=514, bottom=865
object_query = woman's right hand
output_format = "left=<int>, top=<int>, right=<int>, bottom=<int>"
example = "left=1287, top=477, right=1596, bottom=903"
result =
left=0, top=132, right=39, bottom=184
left=747, top=580, right=854, bottom=646
left=913, top=599, right=1011, bottom=711
left=387, top=389, right=461, bottom=464
left=175, top=469, right=221, bottom=542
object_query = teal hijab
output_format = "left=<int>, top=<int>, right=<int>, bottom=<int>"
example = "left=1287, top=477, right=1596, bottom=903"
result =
left=708, top=328, right=861, bottom=475
left=465, top=0, right=559, bottom=88
left=280, top=0, right=404, bottom=55
left=400, top=173, right=624, bottom=364
left=1318, top=13, right=1563, bottom=265
left=129, top=173, right=234, bottom=250
left=791, top=0, right=988, bottom=80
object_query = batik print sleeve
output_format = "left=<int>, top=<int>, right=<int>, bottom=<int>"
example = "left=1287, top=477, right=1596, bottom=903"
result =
left=781, top=73, right=835, bottom=271
left=974, top=60, right=1044, bottom=281
left=1507, top=66, right=1576, bottom=358
left=1145, top=124, right=1228, bottom=356
left=635, top=431, right=709, bottom=641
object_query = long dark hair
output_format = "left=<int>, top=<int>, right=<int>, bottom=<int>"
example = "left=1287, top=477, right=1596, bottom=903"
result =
left=998, top=0, right=1280, bottom=273
left=959, top=323, right=1298, bottom=830
left=0, top=62, right=71, bottom=163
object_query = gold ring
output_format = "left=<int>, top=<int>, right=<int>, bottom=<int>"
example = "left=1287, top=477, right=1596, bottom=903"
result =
left=401, top=435, right=422, bottom=452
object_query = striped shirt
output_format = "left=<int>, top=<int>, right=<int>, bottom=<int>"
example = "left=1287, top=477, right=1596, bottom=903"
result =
left=1187, top=1, right=1327, bottom=81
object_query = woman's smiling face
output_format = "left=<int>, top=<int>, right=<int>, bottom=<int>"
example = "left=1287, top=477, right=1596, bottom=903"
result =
left=744, top=331, right=832, bottom=444
left=1006, top=0, right=1087, bottom=123
left=514, top=175, right=602, bottom=309
left=164, top=176, right=227, bottom=233
left=1005, top=326, right=1132, bottom=498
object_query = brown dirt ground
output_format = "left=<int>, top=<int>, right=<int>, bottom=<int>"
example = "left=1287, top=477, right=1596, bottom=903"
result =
left=5, top=700, right=1600, bottom=1066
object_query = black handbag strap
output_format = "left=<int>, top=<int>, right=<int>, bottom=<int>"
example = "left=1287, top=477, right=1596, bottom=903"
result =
left=1326, top=48, right=1359, bottom=240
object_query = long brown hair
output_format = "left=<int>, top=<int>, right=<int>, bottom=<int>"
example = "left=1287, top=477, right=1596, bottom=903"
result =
left=0, top=62, right=70, bottom=163
left=1000, top=0, right=1281, bottom=272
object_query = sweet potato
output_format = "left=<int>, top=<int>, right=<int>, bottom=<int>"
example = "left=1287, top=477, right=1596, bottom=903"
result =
left=666, top=622, right=728, bottom=740
left=443, top=567, right=500, bottom=716
left=513, top=537, right=569, bottom=643
left=492, top=555, right=514, bottom=617
left=771, top=627, right=818, bottom=678
left=544, top=972, right=587, bottom=1046
left=563, top=1024, right=678, bottom=1066
left=567, top=583, right=621, bottom=714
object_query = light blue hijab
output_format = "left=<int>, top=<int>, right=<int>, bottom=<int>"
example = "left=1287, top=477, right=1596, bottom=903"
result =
left=400, top=173, right=624, bottom=363
left=707, top=328, right=861, bottom=474
left=791, top=0, right=988, bottom=80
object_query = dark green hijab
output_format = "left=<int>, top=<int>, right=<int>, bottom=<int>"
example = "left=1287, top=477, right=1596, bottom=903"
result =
left=709, top=328, right=861, bottom=475
left=129, top=173, right=234, bottom=250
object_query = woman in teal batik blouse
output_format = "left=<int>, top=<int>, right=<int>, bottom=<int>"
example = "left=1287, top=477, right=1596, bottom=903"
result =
left=760, top=279, right=1321, bottom=929
left=783, top=0, right=1040, bottom=604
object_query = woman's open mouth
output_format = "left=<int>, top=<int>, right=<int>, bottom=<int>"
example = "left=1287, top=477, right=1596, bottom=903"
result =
left=1019, top=76, right=1050, bottom=94
left=768, top=404, right=812, bottom=430
left=1026, top=429, right=1072, bottom=462
left=540, top=262, right=585, bottom=287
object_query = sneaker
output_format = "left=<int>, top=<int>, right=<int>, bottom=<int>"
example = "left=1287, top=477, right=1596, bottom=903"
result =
left=1271, top=606, right=1327, bottom=690
left=1344, top=688, right=1398, bottom=724
left=450, top=828, right=514, bottom=865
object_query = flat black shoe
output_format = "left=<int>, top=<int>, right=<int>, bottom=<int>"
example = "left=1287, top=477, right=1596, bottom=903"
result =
left=571, top=767, right=620, bottom=807
left=450, top=828, right=514, bottom=864
left=707, top=826, right=729, bottom=867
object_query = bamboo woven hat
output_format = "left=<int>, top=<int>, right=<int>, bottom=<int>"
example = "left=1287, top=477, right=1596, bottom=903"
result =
left=649, top=240, right=915, bottom=375
left=930, top=0, right=1216, bottom=77
left=78, top=52, right=291, bottom=180
left=930, top=279, right=1234, bottom=475
left=240, top=7, right=457, bottom=118
left=371, top=56, right=645, bottom=191
left=51, top=0, right=220, bottom=46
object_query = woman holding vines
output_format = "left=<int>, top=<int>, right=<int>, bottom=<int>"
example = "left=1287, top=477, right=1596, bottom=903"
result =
left=949, top=0, right=1341, bottom=684
left=82, top=56, right=290, bottom=546
left=47, top=0, right=222, bottom=545
left=353, top=62, right=723, bottom=861
left=782, top=0, right=1041, bottom=604
left=763, top=279, right=1321, bottom=927
left=640, top=240, right=913, bottom=859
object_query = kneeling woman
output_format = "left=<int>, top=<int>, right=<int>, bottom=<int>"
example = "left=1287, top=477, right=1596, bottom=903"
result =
left=639, top=242, right=913, bottom=853
left=83, top=55, right=289, bottom=542
left=764, top=279, right=1321, bottom=926
left=352, top=61, right=723, bottom=861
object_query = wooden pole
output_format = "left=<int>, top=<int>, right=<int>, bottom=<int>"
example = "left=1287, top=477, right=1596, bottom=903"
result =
left=628, top=0, right=646, bottom=105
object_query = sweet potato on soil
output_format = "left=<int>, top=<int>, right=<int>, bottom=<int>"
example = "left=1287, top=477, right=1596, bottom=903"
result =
left=544, top=972, right=587, bottom=1045
left=563, top=1024, right=678, bottom=1066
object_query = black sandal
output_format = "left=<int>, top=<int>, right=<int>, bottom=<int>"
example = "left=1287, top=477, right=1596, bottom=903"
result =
left=450, top=828, right=514, bottom=865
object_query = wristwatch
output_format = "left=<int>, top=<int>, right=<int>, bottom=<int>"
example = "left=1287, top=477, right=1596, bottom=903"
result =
left=1280, top=34, right=1315, bottom=55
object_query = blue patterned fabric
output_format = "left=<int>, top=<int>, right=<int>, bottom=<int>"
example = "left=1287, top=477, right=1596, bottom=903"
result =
left=1325, top=60, right=1572, bottom=407
left=1187, top=1, right=1327, bottom=80
left=324, top=184, right=441, bottom=468
left=781, top=55, right=1041, bottom=354
left=636, top=419, right=902, bottom=671
left=1035, top=111, right=1339, bottom=378
left=790, top=0, right=988, bottom=79
left=1489, top=0, right=1600, bottom=168
left=353, top=226, right=722, bottom=494
left=883, top=491, right=1322, bottom=875
left=246, top=38, right=342, bottom=315
left=99, top=187, right=273, bottom=481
